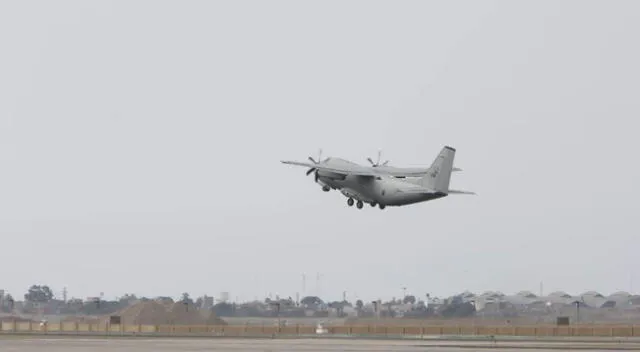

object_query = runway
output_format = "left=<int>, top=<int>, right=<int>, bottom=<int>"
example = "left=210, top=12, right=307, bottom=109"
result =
left=2, top=337, right=640, bottom=351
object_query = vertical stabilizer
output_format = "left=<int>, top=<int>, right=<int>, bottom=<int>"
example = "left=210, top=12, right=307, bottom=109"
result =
left=419, top=146, right=456, bottom=193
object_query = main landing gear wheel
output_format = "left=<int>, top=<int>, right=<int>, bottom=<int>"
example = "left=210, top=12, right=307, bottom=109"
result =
left=379, top=204, right=386, bottom=210
left=356, top=200, right=363, bottom=209
left=370, top=202, right=377, bottom=207
left=347, top=198, right=354, bottom=206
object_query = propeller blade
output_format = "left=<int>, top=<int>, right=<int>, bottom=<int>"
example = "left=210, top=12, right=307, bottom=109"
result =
left=308, top=156, right=317, bottom=164
left=314, top=170, right=318, bottom=182
left=367, top=150, right=385, bottom=167
left=306, top=168, right=316, bottom=176
left=382, top=160, right=389, bottom=166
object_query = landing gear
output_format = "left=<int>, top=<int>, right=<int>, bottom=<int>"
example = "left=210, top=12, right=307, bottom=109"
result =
left=346, top=197, right=374, bottom=210
left=378, top=204, right=386, bottom=210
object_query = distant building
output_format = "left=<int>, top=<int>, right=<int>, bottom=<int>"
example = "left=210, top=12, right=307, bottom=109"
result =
left=84, top=297, right=100, bottom=303
left=202, top=296, right=214, bottom=310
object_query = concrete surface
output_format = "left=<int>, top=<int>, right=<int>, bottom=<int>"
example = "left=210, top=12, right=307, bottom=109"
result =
left=2, top=336, right=640, bottom=351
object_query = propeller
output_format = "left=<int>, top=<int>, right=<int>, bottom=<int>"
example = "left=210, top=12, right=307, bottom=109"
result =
left=306, top=149, right=322, bottom=182
left=367, top=150, right=389, bottom=167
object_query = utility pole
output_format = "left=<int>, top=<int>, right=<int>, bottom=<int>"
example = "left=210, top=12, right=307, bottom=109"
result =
left=539, top=282, right=543, bottom=297
left=270, top=301, right=281, bottom=327
left=302, top=274, right=306, bottom=295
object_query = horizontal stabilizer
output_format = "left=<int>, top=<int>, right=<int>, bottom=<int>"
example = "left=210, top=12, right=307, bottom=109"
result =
left=453, top=167, right=463, bottom=172
left=448, top=189, right=476, bottom=195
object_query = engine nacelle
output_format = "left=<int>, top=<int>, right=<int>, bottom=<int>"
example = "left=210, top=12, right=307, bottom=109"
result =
left=317, top=170, right=346, bottom=180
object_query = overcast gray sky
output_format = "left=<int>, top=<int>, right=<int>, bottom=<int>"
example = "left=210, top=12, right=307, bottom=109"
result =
left=1, top=0, right=639, bottom=302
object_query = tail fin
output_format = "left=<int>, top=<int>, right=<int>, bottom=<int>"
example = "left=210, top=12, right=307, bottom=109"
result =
left=418, top=146, right=456, bottom=193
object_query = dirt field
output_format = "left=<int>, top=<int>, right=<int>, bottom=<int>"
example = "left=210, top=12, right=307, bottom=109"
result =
left=3, top=337, right=640, bottom=352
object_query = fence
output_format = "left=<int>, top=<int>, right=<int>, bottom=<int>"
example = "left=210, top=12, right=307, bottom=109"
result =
left=3, top=321, right=640, bottom=338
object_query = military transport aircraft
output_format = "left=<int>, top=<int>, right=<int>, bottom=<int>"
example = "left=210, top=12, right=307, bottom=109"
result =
left=281, top=146, right=475, bottom=209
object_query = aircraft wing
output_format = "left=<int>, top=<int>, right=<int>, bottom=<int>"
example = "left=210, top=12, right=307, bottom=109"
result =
left=280, top=160, right=376, bottom=176
left=376, top=166, right=462, bottom=176
left=396, top=185, right=437, bottom=194
left=374, top=167, right=432, bottom=177
left=398, top=185, right=476, bottom=195
left=281, top=160, right=462, bottom=178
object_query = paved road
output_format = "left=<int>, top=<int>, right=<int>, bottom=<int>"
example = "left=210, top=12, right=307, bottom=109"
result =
left=2, top=337, right=640, bottom=351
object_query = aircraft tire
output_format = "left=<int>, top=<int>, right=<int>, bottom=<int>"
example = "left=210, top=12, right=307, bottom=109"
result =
left=379, top=204, right=386, bottom=210
left=370, top=202, right=377, bottom=207
left=356, top=201, right=363, bottom=209
left=347, top=198, right=354, bottom=206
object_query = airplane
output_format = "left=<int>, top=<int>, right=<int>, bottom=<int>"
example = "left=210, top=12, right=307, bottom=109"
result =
left=281, top=146, right=474, bottom=209
left=291, top=148, right=462, bottom=192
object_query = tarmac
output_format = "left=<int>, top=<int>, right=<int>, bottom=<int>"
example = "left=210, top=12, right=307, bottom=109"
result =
left=3, top=336, right=640, bottom=351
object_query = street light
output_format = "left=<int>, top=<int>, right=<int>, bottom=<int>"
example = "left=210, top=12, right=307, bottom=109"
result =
left=270, top=301, right=281, bottom=327
left=572, top=299, right=583, bottom=325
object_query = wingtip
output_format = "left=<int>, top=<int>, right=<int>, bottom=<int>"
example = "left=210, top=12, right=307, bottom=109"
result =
left=448, top=190, right=476, bottom=195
